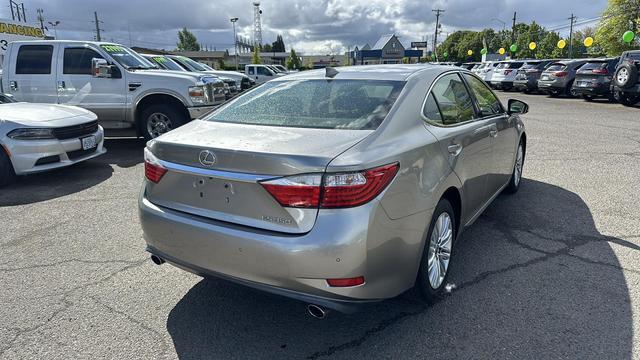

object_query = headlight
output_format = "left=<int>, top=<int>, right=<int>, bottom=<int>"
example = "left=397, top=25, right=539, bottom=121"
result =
left=7, top=128, right=55, bottom=140
left=188, top=85, right=207, bottom=105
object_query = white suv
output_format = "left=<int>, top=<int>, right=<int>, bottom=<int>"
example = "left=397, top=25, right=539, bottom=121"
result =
left=489, top=61, right=525, bottom=90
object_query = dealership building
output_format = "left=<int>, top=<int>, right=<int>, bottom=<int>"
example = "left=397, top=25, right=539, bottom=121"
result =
left=350, top=34, right=423, bottom=65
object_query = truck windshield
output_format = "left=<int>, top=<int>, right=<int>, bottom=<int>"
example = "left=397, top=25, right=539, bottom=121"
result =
left=174, top=56, right=208, bottom=71
left=101, top=45, right=155, bottom=70
left=149, top=56, right=185, bottom=71
left=206, top=79, right=405, bottom=130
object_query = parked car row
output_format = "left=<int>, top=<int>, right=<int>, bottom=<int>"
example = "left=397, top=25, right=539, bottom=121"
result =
left=458, top=51, right=640, bottom=107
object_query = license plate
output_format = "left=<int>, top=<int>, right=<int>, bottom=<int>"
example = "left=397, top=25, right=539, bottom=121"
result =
left=81, top=135, right=97, bottom=150
left=578, top=82, right=588, bottom=87
left=541, top=75, right=549, bottom=80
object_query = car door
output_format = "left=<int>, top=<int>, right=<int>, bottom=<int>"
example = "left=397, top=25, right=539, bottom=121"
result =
left=55, top=45, right=127, bottom=126
left=7, top=43, right=58, bottom=103
left=422, top=72, right=495, bottom=224
left=462, top=73, right=517, bottom=196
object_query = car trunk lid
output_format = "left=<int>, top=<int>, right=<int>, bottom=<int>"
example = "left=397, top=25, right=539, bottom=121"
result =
left=145, top=120, right=373, bottom=233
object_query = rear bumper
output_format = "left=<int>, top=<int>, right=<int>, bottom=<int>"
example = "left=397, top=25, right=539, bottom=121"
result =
left=139, top=191, right=429, bottom=311
left=4, top=126, right=106, bottom=175
left=572, top=85, right=611, bottom=96
left=513, top=79, right=537, bottom=90
left=537, top=80, right=568, bottom=92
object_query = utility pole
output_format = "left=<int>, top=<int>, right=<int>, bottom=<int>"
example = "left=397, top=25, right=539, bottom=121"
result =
left=93, top=11, right=102, bottom=42
left=568, top=13, right=576, bottom=59
left=511, top=11, right=517, bottom=45
left=127, top=24, right=132, bottom=46
left=432, top=9, right=444, bottom=62
left=230, top=17, right=239, bottom=71
left=36, top=8, right=45, bottom=32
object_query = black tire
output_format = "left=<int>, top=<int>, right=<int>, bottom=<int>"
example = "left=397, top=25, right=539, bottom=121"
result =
left=613, top=63, right=638, bottom=89
left=607, top=92, right=617, bottom=103
left=0, top=147, right=17, bottom=187
left=504, top=140, right=525, bottom=194
left=582, top=94, right=594, bottom=102
left=416, top=199, right=456, bottom=304
left=139, top=104, right=188, bottom=140
left=549, top=91, right=560, bottom=98
left=615, top=90, right=640, bottom=107
left=565, top=80, right=575, bottom=97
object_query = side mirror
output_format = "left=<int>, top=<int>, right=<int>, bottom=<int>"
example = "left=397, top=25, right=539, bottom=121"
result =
left=92, top=58, right=113, bottom=78
left=507, top=99, right=529, bottom=115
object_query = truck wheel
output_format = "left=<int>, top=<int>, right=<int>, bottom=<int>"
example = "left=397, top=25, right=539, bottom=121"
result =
left=582, top=94, right=594, bottom=102
left=614, top=63, right=638, bottom=89
left=0, top=147, right=17, bottom=187
left=140, top=104, right=187, bottom=140
left=615, top=91, right=640, bottom=107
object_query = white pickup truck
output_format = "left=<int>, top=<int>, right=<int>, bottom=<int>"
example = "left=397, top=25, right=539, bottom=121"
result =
left=0, top=41, right=226, bottom=139
left=244, top=64, right=285, bottom=84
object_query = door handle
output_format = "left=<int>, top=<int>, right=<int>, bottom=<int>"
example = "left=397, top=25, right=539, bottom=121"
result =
left=57, top=81, right=66, bottom=90
left=9, top=80, right=17, bottom=91
left=448, top=143, right=463, bottom=156
left=489, top=129, right=498, bottom=137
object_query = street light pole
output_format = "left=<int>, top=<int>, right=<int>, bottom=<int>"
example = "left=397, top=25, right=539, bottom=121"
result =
left=48, top=20, right=60, bottom=39
left=230, top=17, right=239, bottom=71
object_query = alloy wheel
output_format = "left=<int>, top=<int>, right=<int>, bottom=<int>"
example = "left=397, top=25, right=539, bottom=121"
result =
left=147, top=113, right=173, bottom=138
left=617, top=68, right=629, bottom=85
left=427, top=212, right=453, bottom=289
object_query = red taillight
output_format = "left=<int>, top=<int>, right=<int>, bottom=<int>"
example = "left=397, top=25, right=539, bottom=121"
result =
left=504, top=69, right=513, bottom=75
left=553, top=71, right=568, bottom=77
left=326, top=276, right=365, bottom=287
left=260, top=175, right=322, bottom=208
left=321, top=163, right=399, bottom=208
left=144, top=148, right=167, bottom=183
left=592, top=68, right=608, bottom=75
left=260, top=163, right=399, bottom=209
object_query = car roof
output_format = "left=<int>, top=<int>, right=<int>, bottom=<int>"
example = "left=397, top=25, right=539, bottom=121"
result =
left=279, top=64, right=455, bottom=81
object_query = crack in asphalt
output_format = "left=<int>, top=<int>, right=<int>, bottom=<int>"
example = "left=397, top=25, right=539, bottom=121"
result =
left=0, top=259, right=149, bottom=356
left=304, top=218, right=638, bottom=359
left=0, top=219, right=72, bottom=248
left=0, top=258, right=143, bottom=273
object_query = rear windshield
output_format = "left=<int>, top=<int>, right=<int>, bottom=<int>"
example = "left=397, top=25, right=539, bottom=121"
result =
left=507, top=62, right=524, bottom=69
left=206, top=79, right=405, bottom=130
left=579, top=62, right=608, bottom=71
left=521, top=62, right=542, bottom=69
left=495, top=63, right=509, bottom=69
left=546, top=63, right=566, bottom=72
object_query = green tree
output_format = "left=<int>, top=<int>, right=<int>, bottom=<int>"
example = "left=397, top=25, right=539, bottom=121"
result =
left=252, top=46, right=261, bottom=64
left=217, top=59, right=225, bottom=70
left=263, top=43, right=273, bottom=52
left=595, top=0, right=640, bottom=56
left=272, top=35, right=286, bottom=52
left=286, top=48, right=301, bottom=69
left=177, top=27, right=200, bottom=51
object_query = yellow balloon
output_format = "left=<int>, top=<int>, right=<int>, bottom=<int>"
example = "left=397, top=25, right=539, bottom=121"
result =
left=467, top=49, right=473, bottom=56
left=584, top=37, right=594, bottom=47
left=558, top=39, right=567, bottom=49
left=498, top=47, right=506, bottom=55
left=529, top=42, right=537, bottom=50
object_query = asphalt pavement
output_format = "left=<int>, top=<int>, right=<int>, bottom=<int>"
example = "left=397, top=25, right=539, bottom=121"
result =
left=1, top=93, right=639, bottom=359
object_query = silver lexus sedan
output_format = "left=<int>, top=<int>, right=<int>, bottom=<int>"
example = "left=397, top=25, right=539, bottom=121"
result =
left=139, top=65, right=528, bottom=317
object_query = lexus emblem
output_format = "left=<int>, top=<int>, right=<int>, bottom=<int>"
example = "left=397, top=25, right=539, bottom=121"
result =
left=198, top=150, right=217, bottom=167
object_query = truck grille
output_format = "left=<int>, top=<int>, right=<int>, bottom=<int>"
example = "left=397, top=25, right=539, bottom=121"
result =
left=52, top=120, right=99, bottom=140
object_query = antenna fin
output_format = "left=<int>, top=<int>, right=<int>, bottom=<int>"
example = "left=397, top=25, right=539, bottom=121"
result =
left=325, top=67, right=339, bottom=78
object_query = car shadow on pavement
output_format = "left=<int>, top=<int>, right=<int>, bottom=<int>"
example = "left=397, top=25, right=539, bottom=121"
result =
left=0, top=138, right=145, bottom=206
left=166, top=179, right=633, bottom=359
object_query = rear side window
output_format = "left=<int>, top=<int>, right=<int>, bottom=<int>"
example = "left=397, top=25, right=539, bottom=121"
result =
left=463, top=74, right=503, bottom=117
left=428, top=73, right=475, bottom=125
left=207, top=79, right=405, bottom=130
left=247, top=67, right=255, bottom=75
left=423, top=93, right=443, bottom=123
left=63, top=48, right=103, bottom=75
left=16, top=45, right=53, bottom=74
left=546, top=64, right=566, bottom=72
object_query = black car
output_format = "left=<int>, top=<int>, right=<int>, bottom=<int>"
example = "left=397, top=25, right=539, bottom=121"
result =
left=572, top=58, right=619, bottom=102
left=513, top=59, right=555, bottom=93
left=611, top=50, right=640, bottom=106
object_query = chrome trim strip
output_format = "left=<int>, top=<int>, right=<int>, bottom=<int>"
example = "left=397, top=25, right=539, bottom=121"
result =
left=158, top=159, right=272, bottom=182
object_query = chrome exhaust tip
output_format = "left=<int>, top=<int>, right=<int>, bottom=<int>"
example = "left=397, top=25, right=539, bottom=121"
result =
left=307, top=304, right=328, bottom=319
left=150, top=255, right=165, bottom=265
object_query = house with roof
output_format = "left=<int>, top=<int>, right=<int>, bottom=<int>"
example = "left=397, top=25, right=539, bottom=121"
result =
left=349, top=34, right=422, bottom=65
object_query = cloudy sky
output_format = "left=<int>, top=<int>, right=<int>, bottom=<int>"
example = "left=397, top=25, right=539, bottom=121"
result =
left=11, top=0, right=607, bottom=54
